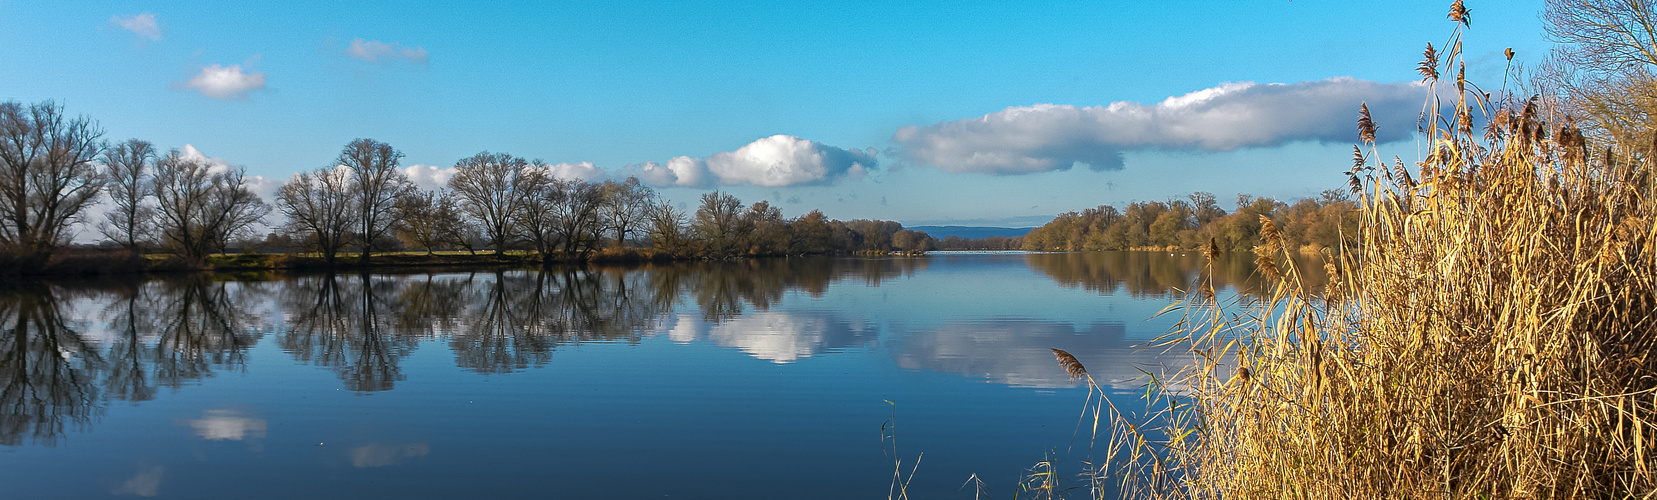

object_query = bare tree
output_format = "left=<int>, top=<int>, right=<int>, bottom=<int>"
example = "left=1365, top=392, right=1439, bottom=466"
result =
left=553, top=180, right=605, bottom=257
left=693, top=191, right=751, bottom=257
left=100, top=139, right=157, bottom=251
left=646, top=201, right=693, bottom=256
left=0, top=100, right=106, bottom=259
left=395, top=189, right=464, bottom=255
left=336, top=139, right=412, bottom=263
left=153, top=150, right=270, bottom=263
left=447, top=152, right=550, bottom=255
left=512, top=178, right=567, bottom=260
left=1541, top=0, right=1657, bottom=145
left=276, top=167, right=355, bottom=264
left=598, top=177, right=653, bottom=248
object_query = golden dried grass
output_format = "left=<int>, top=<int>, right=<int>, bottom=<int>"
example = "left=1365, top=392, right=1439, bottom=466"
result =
left=1080, top=5, right=1657, bottom=499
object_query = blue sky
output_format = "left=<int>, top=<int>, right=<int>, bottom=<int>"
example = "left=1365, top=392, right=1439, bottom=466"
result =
left=0, top=0, right=1549, bottom=229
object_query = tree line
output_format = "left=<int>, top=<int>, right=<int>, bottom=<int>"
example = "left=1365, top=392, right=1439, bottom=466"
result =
left=1, top=100, right=938, bottom=268
left=941, top=190, right=1359, bottom=255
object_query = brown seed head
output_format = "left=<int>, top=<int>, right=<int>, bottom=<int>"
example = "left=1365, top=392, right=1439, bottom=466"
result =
left=1052, top=348, right=1088, bottom=381
left=1358, top=103, right=1377, bottom=143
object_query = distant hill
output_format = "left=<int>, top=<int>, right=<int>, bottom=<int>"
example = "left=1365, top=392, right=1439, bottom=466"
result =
left=909, top=226, right=1033, bottom=240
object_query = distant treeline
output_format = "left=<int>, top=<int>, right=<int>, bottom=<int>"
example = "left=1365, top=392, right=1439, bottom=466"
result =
left=0, top=100, right=936, bottom=272
left=943, top=191, right=1359, bottom=254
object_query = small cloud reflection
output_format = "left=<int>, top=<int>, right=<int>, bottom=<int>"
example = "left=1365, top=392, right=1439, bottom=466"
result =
left=663, top=312, right=874, bottom=363
left=112, top=465, right=163, bottom=497
left=350, top=442, right=431, bottom=468
left=890, top=319, right=1188, bottom=389
left=186, top=409, right=267, bottom=441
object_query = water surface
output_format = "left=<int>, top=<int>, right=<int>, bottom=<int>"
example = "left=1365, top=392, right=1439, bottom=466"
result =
left=0, top=252, right=1260, bottom=499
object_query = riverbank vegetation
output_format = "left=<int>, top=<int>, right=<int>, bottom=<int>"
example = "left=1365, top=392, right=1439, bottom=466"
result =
left=934, top=190, right=1359, bottom=255
left=1080, top=3, right=1657, bottom=498
left=0, top=108, right=940, bottom=275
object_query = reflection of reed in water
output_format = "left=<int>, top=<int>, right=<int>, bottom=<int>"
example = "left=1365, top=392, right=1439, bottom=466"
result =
left=1025, top=251, right=1328, bottom=298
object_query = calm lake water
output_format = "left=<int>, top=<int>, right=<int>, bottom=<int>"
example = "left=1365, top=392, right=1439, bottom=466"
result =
left=0, top=251, right=1273, bottom=499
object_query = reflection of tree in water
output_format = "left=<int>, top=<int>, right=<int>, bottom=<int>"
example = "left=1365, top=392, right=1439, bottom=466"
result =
left=150, top=277, right=268, bottom=389
left=0, top=277, right=267, bottom=446
left=279, top=274, right=419, bottom=391
left=644, top=256, right=928, bottom=321
left=449, top=269, right=662, bottom=374
left=1025, top=251, right=1330, bottom=298
left=0, top=282, right=104, bottom=446
left=101, top=279, right=158, bottom=403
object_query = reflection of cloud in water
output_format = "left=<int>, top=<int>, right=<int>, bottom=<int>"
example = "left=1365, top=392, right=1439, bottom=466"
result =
left=350, top=443, right=430, bottom=468
left=890, top=319, right=1189, bottom=389
left=186, top=409, right=267, bottom=441
left=112, top=465, right=163, bottom=497
left=663, top=312, right=874, bottom=363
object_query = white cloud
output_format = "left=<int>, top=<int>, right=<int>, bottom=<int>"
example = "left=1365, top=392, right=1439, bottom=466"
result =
left=661, top=312, right=873, bottom=363
left=346, top=38, right=429, bottom=64
left=182, top=64, right=267, bottom=100
left=186, top=409, right=267, bottom=441
left=892, top=77, right=1424, bottom=175
left=177, top=144, right=277, bottom=200
left=623, top=156, right=710, bottom=188
left=545, top=161, right=602, bottom=181
left=112, top=466, right=164, bottom=497
left=111, top=13, right=161, bottom=41
left=626, top=135, right=877, bottom=188
left=350, top=443, right=431, bottom=468
left=403, top=164, right=457, bottom=191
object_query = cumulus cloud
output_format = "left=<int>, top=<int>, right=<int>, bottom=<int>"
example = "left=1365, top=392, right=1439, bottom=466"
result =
left=346, top=38, right=429, bottom=64
left=179, top=144, right=279, bottom=201
left=403, top=164, right=456, bottom=191
left=185, top=409, right=267, bottom=441
left=623, top=156, right=710, bottom=188
left=626, top=135, right=877, bottom=188
left=181, top=64, right=266, bottom=100
left=112, top=466, right=164, bottom=497
left=892, top=77, right=1424, bottom=175
left=543, top=161, right=602, bottom=181
left=111, top=13, right=161, bottom=41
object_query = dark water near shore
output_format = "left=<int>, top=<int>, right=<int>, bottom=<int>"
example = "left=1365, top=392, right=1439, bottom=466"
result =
left=0, top=251, right=1274, bottom=499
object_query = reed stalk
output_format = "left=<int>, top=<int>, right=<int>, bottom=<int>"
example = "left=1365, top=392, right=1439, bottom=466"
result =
left=1079, top=3, right=1657, bottom=498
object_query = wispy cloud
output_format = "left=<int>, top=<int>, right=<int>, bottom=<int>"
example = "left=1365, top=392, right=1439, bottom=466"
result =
left=625, top=135, right=877, bottom=188
left=185, top=408, right=267, bottom=441
left=181, top=64, right=267, bottom=100
left=112, top=466, right=164, bottom=497
left=110, top=13, right=161, bottom=41
left=345, top=38, right=429, bottom=64
left=892, top=77, right=1423, bottom=175
left=350, top=443, right=431, bottom=468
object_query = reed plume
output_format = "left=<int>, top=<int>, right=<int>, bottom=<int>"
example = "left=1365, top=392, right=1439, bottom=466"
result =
left=1081, top=3, right=1657, bottom=499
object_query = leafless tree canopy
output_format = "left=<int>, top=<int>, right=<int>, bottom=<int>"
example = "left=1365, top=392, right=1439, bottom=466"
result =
left=152, top=150, right=270, bottom=262
left=1541, top=0, right=1657, bottom=145
left=394, top=189, right=465, bottom=255
left=100, top=139, right=157, bottom=250
left=337, top=139, right=412, bottom=261
left=277, top=167, right=355, bottom=263
left=599, top=177, right=652, bottom=247
left=447, top=152, right=551, bottom=255
left=0, top=100, right=106, bottom=257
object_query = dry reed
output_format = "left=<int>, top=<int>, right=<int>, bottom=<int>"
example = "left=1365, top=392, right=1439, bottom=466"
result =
left=1078, top=4, right=1657, bottom=499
